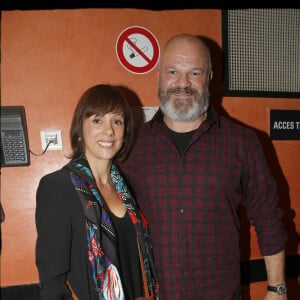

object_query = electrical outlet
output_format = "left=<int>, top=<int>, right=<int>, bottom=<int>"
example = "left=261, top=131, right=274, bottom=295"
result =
left=40, top=129, right=63, bottom=150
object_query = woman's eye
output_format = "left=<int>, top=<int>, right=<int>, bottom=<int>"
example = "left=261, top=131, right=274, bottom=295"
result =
left=113, top=119, right=124, bottom=125
left=92, top=118, right=102, bottom=124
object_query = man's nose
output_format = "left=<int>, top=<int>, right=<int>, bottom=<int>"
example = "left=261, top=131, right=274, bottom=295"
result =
left=176, top=73, right=191, bottom=87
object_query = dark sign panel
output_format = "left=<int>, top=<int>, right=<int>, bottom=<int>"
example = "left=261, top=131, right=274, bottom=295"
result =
left=270, top=110, right=300, bottom=140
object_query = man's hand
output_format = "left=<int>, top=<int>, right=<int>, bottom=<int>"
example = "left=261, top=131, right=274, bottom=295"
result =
left=264, top=291, right=288, bottom=300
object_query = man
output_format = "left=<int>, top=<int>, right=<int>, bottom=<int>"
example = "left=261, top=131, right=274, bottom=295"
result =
left=119, top=34, right=287, bottom=299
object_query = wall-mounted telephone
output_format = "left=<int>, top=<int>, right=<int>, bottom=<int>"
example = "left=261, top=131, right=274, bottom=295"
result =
left=1, top=106, right=30, bottom=167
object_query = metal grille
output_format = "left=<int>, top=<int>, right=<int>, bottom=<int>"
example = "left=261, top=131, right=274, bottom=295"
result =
left=223, top=9, right=300, bottom=97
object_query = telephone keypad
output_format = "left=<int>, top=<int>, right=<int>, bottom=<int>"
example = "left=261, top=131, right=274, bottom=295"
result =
left=1, top=130, right=26, bottom=162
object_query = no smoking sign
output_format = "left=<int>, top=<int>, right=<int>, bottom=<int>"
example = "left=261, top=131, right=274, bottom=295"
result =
left=116, top=26, right=160, bottom=74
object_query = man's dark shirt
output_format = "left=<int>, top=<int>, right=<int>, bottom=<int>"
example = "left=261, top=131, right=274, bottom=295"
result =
left=119, top=107, right=287, bottom=299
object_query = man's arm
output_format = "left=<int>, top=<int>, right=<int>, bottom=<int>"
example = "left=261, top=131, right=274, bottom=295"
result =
left=264, top=249, right=287, bottom=299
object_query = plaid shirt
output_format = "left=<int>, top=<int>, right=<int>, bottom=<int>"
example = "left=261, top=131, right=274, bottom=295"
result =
left=119, top=107, right=287, bottom=299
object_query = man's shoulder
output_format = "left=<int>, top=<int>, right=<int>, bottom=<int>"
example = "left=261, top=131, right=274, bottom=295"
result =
left=135, top=120, right=157, bottom=138
left=213, top=114, right=259, bottom=149
left=219, top=114, right=255, bottom=134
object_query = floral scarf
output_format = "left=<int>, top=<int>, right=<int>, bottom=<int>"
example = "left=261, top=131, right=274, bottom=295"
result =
left=64, top=155, right=159, bottom=300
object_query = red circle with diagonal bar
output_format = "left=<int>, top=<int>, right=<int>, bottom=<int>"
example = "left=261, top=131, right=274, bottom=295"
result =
left=116, top=26, right=160, bottom=74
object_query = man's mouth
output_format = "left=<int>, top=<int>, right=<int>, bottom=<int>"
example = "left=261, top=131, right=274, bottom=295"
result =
left=169, top=87, right=194, bottom=96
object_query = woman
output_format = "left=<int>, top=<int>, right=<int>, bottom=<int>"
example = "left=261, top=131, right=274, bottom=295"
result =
left=35, top=84, right=159, bottom=300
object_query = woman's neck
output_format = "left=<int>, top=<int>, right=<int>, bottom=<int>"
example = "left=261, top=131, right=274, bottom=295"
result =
left=86, top=156, right=112, bottom=187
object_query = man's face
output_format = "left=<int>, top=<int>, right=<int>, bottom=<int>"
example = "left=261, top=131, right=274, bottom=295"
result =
left=158, top=39, right=211, bottom=122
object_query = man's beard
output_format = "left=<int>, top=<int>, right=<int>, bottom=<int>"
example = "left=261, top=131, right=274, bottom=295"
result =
left=158, top=85, right=210, bottom=122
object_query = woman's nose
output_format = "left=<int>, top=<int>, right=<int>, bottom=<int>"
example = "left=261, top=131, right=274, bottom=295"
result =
left=103, top=123, right=114, bottom=136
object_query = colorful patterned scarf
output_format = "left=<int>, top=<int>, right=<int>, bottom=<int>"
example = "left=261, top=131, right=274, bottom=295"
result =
left=64, top=155, right=159, bottom=300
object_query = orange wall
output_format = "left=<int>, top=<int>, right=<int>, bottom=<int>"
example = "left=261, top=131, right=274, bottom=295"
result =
left=1, top=8, right=299, bottom=298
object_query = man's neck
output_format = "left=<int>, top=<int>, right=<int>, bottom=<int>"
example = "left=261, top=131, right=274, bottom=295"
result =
left=163, top=112, right=207, bottom=133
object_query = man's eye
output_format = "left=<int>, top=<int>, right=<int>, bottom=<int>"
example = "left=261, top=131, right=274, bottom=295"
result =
left=191, top=71, right=200, bottom=76
left=191, top=70, right=204, bottom=77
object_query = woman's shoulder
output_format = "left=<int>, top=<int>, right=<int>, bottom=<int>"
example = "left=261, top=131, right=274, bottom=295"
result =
left=36, top=164, right=79, bottom=206
left=38, top=165, right=71, bottom=187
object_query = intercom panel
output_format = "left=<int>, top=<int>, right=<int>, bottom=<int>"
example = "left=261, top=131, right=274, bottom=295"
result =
left=1, top=106, right=30, bottom=167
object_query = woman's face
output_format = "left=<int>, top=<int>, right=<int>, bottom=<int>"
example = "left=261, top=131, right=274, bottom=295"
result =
left=82, top=111, right=125, bottom=162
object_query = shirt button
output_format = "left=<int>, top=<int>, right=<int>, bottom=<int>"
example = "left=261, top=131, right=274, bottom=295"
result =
left=178, top=208, right=184, bottom=213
